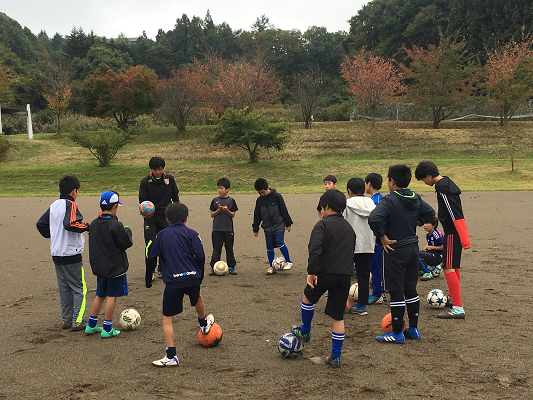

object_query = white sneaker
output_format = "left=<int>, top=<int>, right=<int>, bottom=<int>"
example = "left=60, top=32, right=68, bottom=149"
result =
left=152, top=272, right=156, bottom=281
left=152, top=355, right=179, bottom=367
left=200, top=314, right=215, bottom=334
left=283, top=262, right=293, bottom=270
left=266, top=267, right=277, bottom=275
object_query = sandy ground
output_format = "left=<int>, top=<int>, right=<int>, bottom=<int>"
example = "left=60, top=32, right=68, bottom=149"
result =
left=1, top=191, right=532, bottom=399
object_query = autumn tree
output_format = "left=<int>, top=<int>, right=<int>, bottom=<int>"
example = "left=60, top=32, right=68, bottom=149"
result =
left=485, top=36, right=533, bottom=127
left=292, top=68, right=327, bottom=128
left=158, top=68, right=207, bottom=131
left=402, top=33, right=478, bottom=129
left=43, top=84, right=71, bottom=132
left=340, top=50, right=403, bottom=127
left=42, top=60, right=72, bottom=132
left=0, top=61, right=15, bottom=105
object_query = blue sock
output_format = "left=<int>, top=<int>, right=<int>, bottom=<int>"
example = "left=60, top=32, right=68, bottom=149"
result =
left=301, top=301, right=314, bottom=334
left=418, top=258, right=431, bottom=274
left=88, top=315, right=98, bottom=328
left=103, top=319, right=113, bottom=332
left=279, top=244, right=291, bottom=263
left=267, top=249, right=275, bottom=266
left=331, top=332, right=345, bottom=358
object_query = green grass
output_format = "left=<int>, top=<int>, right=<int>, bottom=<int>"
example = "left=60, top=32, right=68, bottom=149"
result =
left=1, top=121, right=532, bottom=197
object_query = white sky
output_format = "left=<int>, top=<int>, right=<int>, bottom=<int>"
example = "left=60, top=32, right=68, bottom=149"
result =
left=2, top=0, right=368, bottom=39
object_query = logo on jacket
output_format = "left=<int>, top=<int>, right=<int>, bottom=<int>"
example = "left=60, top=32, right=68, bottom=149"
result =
left=173, top=271, right=197, bottom=278
left=164, top=179, right=170, bottom=185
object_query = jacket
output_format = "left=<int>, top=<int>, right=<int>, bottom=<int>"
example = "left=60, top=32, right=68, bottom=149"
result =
left=252, top=188, right=293, bottom=235
left=88, top=215, right=133, bottom=278
left=139, top=172, right=179, bottom=219
left=36, top=195, right=89, bottom=265
left=343, top=195, right=376, bottom=254
left=308, top=213, right=355, bottom=276
left=368, top=189, right=435, bottom=249
left=148, top=221, right=205, bottom=288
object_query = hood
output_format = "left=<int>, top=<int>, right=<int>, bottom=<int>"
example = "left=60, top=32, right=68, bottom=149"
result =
left=345, top=195, right=374, bottom=218
left=435, top=176, right=461, bottom=195
left=391, top=188, right=420, bottom=210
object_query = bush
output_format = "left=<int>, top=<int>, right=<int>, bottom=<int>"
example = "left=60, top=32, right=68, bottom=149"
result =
left=70, top=128, right=130, bottom=167
left=315, top=103, right=351, bottom=122
left=0, top=135, right=9, bottom=160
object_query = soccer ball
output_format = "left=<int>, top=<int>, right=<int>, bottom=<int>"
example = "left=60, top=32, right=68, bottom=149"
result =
left=213, top=261, right=228, bottom=276
left=381, top=312, right=406, bottom=333
left=118, top=308, right=141, bottom=331
left=271, top=257, right=286, bottom=271
left=427, top=289, right=448, bottom=309
left=198, top=323, right=223, bottom=347
left=349, top=283, right=358, bottom=301
left=139, top=201, right=155, bottom=218
left=277, top=333, right=303, bottom=359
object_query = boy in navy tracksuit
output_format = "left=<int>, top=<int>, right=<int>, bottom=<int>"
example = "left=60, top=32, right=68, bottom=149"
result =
left=149, top=202, right=214, bottom=367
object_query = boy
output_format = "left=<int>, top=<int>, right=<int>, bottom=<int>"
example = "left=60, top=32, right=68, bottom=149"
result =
left=139, top=156, right=179, bottom=287
left=343, top=177, right=376, bottom=316
left=252, top=178, right=293, bottom=275
left=415, top=161, right=470, bottom=319
left=317, top=174, right=337, bottom=219
left=365, top=173, right=386, bottom=305
left=149, top=202, right=214, bottom=367
left=209, top=177, right=238, bottom=276
left=85, top=191, right=133, bottom=338
left=291, top=189, right=355, bottom=367
left=418, top=216, right=443, bottom=281
left=36, top=175, right=90, bottom=331
left=368, top=164, right=435, bottom=343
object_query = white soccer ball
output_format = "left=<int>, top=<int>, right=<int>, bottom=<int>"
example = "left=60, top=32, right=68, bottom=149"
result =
left=427, top=289, right=448, bottom=309
left=119, top=308, right=141, bottom=330
left=278, top=333, right=303, bottom=358
left=213, top=261, right=229, bottom=276
left=272, top=256, right=286, bottom=271
left=349, top=283, right=359, bottom=301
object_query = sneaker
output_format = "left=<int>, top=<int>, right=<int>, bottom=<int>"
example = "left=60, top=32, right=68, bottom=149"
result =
left=368, top=294, right=384, bottom=304
left=209, top=269, right=216, bottom=276
left=62, top=321, right=72, bottom=330
left=324, top=355, right=341, bottom=368
left=71, top=322, right=87, bottom=331
left=421, top=272, right=433, bottom=281
left=153, top=355, right=179, bottom=367
left=376, top=331, right=405, bottom=343
left=152, top=272, right=157, bottom=281
left=438, top=307, right=465, bottom=319
left=157, top=271, right=163, bottom=279
left=283, top=262, right=293, bottom=271
left=266, top=267, right=277, bottom=275
left=348, top=304, right=368, bottom=315
left=101, top=328, right=120, bottom=338
left=85, top=325, right=103, bottom=335
left=404, top=327, right=421, bottom=340
left=228, top=267, right=237, bottom=275
left=324, top=290, right=329, bottom=297
left=200, top=314, right=215, bottom=334
left=291, top=325, right=310, bottom=343
left=432, top=265, right=442, bottom=277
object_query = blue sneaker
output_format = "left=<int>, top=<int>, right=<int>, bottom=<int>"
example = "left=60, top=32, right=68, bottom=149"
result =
left=228, top=267, right=237, bottom=275
left=404, top=327, right=421, bottom=340
left=348, top=304, right=368, bottom=315
left=421, top=272, right=433, bottom=281
left=376, top=331, right=405, bottom=343
left=291, top=325, right=310, bottom=343
left=368, top=294, right=384, bottom=304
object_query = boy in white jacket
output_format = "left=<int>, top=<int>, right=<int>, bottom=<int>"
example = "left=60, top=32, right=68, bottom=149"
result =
left=343, top=177, right=376, bottom=315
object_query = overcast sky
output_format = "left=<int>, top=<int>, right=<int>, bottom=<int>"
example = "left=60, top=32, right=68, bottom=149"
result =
left=2, top=0, right=368, bottom=39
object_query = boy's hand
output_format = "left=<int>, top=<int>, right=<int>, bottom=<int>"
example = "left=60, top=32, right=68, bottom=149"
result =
left=307, top=274, right=318, bottom=288
left=254, top=232, right=258, bottom=237
left=286, top=226, right=291, bottom=232
left=380, top=235, right=396, bottom=253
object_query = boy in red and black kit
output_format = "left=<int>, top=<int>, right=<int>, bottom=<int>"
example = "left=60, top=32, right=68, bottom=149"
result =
left=139, top=156, right=179, bottom=287
left=415, top=161, right=471, bottom=319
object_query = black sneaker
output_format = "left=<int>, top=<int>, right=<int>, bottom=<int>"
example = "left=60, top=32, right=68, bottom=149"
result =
left=228, top=267, right=237, bottom=275
left=62, top=321, right=72, bottom=329
left=291, top=325, right=310, bottom=343
left=209, top=269, right=215, bottom=276
left=71, top=322, right=87, bottom=331
left=325, top=355, right=341, bottom=368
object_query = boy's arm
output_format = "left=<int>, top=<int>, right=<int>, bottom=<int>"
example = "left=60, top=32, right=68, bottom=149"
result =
left=36, top=208, right=51, bottom=238
left=192, top=232, right=205, bottom=284
left=111, top=222, right=133, bottom=251
left=252, top=200, right=261, bottom=233
left=139, top=178, right=148, bottom=203
left=368, top=200, right=390, bottom=239
left=276, top=193, right=293, bottom=227
left=307, top=220, right=325, bottom=276
left=171, top=176, right=179, bottom=203
left=438, top=193, right=471, bottom=249
left=63, top=200, right=89, bottom=232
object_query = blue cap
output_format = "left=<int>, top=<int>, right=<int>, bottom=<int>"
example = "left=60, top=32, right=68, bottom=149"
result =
left=100, top=191, right=122, bottom=206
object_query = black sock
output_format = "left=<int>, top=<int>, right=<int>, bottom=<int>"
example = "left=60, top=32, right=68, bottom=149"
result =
left=198, top=316, right=207, bottom=327
left=165, top=346, right=176, bottom=359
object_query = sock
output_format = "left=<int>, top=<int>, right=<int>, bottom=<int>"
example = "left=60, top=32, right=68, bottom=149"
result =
left=103, top=319, right=113, bottom=332
left=455, top=269, right=461, bottom=281
left=88, top=315, right=98, bottom=328
left=198, top=316, right=207, bottom=327
left=389, top=301, right=406, bottom=334
left=331, top=332, right=345, bottom=358
left=165, top=346, right=176, bottom=359
left=267, top=249, right=275, bottom=266
left=279, top=244, right=291, bottom=263
left=301, top=301, right=314, bottom=334
left=405, top=294, right=420, bottom=328
left=418, top=258, right=431, bottom=274
left=445, top=271, right=463, bottom=307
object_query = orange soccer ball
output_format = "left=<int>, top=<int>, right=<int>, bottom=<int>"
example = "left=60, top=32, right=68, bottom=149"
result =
left=198, top=323, right=223, bottom=347
left=344, top=299, right=350, bottom=312
left=381, top=312, right=406, bottom=333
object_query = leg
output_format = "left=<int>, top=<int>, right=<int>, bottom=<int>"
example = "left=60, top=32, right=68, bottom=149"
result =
left=162, top=315, right=175, bottom=348
left=63, top=262, right=87, bottom=327
left=355, top=253, right=372, bottom=307
left=329, top=318, right=345, bottom=366
left=370, top=245, right=384, bottom=297
left=224, top=231, right=236, bottom=269
left=210, top=231, right=224, bottom=274
left=104, top=296, right=116, bottom=321
left=144, top=217, right=157, bottom=287
left=89, top=296, right=105, bottom=319
left=265, top=234, right=276, bottom=273
left=55, top=264, right=73, bottom=325
left=275, top=231, right=291, bottom=263
left=194, top=293, right=206, bottom=320
left=440, top=233, right=465, bottom=318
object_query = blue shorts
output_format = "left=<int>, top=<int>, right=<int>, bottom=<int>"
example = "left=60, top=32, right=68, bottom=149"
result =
left=163, top=284, right=201, bottom=317
left=96, top=274, right=128, bottom=297
left=265, top=231, right=285, bottom=250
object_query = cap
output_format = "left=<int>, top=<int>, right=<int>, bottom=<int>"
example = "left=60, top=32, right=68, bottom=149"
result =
left=100, top=191, right=122, bottom=206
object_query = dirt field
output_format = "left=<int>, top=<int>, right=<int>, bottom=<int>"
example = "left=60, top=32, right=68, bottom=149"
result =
left=1, top=191, right=532, bottom=399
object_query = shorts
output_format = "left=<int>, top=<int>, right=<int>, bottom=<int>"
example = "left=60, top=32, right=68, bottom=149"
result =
left=96, top=274, right=128, bottom=297
left=303, top=274, right=351, bottom=321
left=265, top=231, right=286, bottom=250
left=443, top=233, right=462, bottom=270
left=163, top=284, right=201, bottom=317
left=382, top=244, right=418, bottom=292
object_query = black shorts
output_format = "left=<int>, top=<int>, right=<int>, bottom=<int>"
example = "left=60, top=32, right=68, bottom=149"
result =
left=96, top=274, right=128, bottom=297
left=162, top=284, right=200, bottom=317
left=443, top=233, right=462, bottom=270
left=304, top=274, right=351, bottom=321
left=383, top=244, right=418, bottom=292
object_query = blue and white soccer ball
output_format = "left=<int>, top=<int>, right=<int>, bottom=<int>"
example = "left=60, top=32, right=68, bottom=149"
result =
left=272, top=257, right=286, bottom=271
left=427, top=289, right=448, bottom=309
left=277, top=333, right=303, bottom=358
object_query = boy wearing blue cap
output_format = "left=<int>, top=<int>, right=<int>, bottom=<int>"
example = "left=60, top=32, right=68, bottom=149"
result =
left=85, top=191, right=133, bottom=338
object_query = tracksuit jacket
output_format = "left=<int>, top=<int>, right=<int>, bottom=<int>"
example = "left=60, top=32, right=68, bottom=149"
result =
left=138, top=172, right=179, bottom=219
left=343, top=195, right=376, bottom=254
left=252, top=188, right=293, bottom=235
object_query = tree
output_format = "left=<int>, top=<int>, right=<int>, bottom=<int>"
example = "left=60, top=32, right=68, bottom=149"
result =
left=74, top=44, right=133, bottom=80
left=43, top=84, right=71, bottom=132
left=485, top=36, right=533, bottom=126
left=340, top=50, right=403, bottom=127
left=402, top=33, right=478, bottom=129
left=42, top=60, right=72, bottom=132
left=211, top=108, right=288, bottom=163
left=70, top=128, right=130, bottom=167
left=0, top=60, right=15, bottom=105
left=292, top=68, right=327, bottom=128
left=159, top=68, right=208, bottom=131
